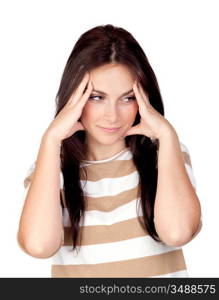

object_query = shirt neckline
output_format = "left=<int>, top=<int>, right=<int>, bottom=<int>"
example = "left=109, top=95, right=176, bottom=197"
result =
left=82, top=147, right=130, bottom=164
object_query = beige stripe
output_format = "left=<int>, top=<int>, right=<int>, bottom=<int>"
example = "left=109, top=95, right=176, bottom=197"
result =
left=79, top=159, right=136, bottom=181
left=59, top=160, right=139, bottom=210
left=85, top=184, right=141, bottom=211
left=182, top=151, right=192, bottom=167
left=60, top=183, right=141, bottom=211
left=23, top=172, right=34, bottom=189
left=63, top=216, right=147, bottom=246
left=24, top=149, right=189, bottom=190
left=51, top=249, right=186, bottom=278
left=181, top=150, right=196, bottom=191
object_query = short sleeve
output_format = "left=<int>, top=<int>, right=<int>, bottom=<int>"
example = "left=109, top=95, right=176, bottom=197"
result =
left=179, top=141, right=197, bottom=190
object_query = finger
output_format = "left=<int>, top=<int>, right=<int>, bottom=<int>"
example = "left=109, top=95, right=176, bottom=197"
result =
left=124, top=124, right=141, bottom=137
left=76, top=72, right=90, bottom=95
left=69, top=72, right=90, bottom=105
left=133, top=81, right=146, bottom=112
left=136, top=82, right=150, bottom=105
left=78, top=80, right=93, bottom=106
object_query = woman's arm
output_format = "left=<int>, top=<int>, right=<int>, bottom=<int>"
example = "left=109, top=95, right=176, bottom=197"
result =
left=154, top=128, right=202, bottom=247
left=17, top=131, right=63, bottom=258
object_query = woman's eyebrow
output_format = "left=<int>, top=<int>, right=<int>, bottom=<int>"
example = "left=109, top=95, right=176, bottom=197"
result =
left=91, top=89, right=133, bottom=97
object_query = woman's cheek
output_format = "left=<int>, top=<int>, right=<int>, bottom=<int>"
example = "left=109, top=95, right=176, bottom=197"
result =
left=81, top=102, right=92, bottom=118
left=126, top=104, right=138, bottom=123
left=80, top=102, right=98, bottom=125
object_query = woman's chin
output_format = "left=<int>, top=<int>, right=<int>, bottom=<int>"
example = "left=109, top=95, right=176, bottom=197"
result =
left=85, top=129, right=126, bottom=145
left=94, top=135, right=125, bottom=145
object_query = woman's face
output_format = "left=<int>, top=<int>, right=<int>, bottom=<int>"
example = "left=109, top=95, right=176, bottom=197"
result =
left=80, top=63, right=139, bottom=146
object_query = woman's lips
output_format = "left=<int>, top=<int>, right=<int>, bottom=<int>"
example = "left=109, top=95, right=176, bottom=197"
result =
left=97, top=126, right=121, bottom=133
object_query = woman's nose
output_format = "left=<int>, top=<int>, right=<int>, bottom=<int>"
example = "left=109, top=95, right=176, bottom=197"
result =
left=103, top=103, right=119, bottom=122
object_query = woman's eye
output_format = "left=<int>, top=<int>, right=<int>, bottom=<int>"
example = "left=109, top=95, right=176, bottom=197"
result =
left=89, top=95, right=136, bottom=102
left=123, top=96, right=136, bottom=102
left=89, top=95, right=102, bottom=101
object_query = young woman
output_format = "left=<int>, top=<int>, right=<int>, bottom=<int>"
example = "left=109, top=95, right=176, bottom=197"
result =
left=17, top=24, right=202, bottom=278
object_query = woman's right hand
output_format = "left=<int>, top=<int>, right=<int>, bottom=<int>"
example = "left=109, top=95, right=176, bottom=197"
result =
left=44, top=72, right=93, bottom=142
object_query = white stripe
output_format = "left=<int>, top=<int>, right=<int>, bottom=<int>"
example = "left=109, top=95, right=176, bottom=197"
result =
left=62, top=208, right=70, bottom=227
left=60, top=171, right=64, bottom=189
left=184, top=163, right=196, bottom=189
left=80, top=170, right=139, bottom=197
left=179, top=141, right=190, bottom=154
left=151, top=269, right=188, bottom=278
left=179, top=142, right=196, bottom=189
left=62, top=197, right=142, bottom=227
left=24, top=161, right=36, bottom=177
left=51, top=235, right=181, bottom=265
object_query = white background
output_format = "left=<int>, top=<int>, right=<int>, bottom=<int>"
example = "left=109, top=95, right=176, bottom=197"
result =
left=0, top=0, right=218, bottom=277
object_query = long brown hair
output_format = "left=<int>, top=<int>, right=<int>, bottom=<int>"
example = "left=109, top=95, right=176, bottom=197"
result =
left=55, top=24, right=164, bottom=252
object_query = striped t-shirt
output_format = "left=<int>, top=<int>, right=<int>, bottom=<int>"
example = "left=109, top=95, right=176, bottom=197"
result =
left=23, top=141, right=201, bottom=277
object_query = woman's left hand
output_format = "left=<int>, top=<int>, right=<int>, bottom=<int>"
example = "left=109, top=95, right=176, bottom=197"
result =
left=124, top=80, right=175, bottom=140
